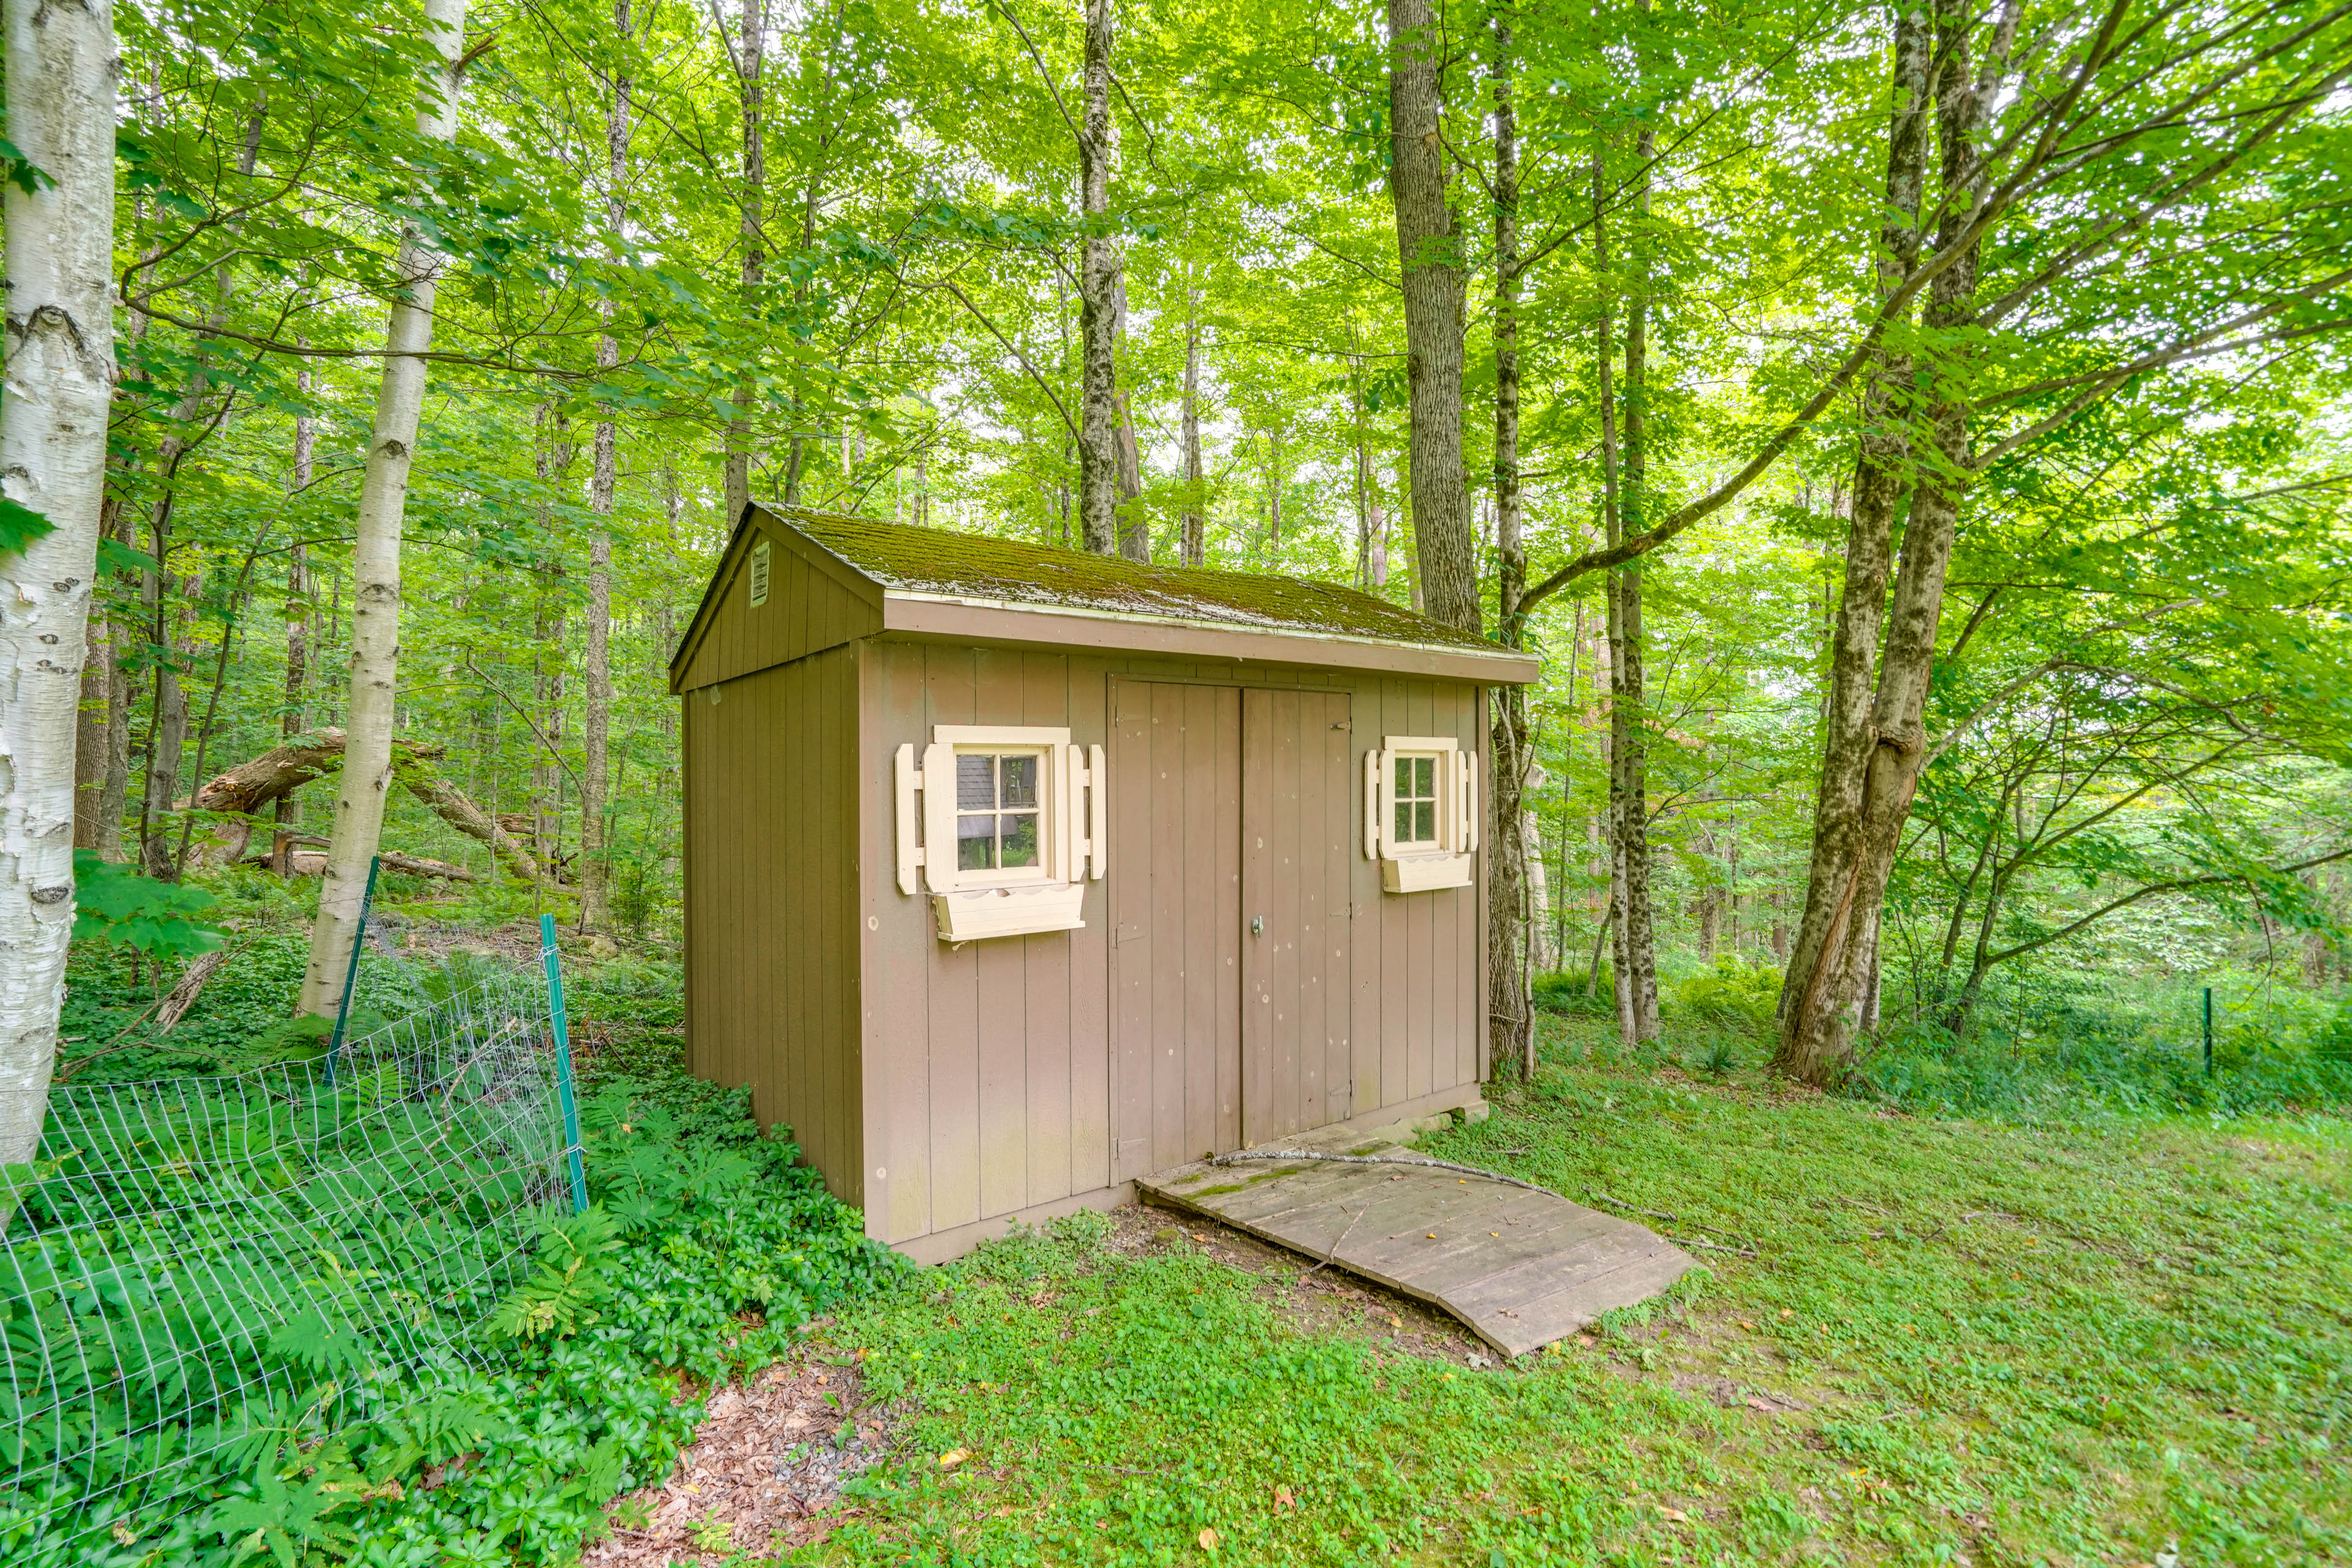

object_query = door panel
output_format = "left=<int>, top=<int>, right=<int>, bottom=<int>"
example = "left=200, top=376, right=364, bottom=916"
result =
left=1109, top=680, right=1242, bottom=1175
left=1242, top=688, right=1355, bottom=1144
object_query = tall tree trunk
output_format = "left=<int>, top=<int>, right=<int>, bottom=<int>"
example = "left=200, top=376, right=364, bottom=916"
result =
left=0, top=0, right=116, bottom=1165
left=722, top=0, right=764, bottom=524
left=1076, top=0, right=1125, bottom=556
left=74, top=565, right=114, bottom=853
left=298, top=0, right=469, bottom=1016
left=581, top=0, right=631, bottom=933
left=1385, top=0, right=1477, bottom=632
left=140, top=552, right=190, bottom=878
left=274, top=366, right=315, bottom=876
left=1487, top=4, right=1532, bottom=1080
left=1775, top=0, right=2013, bottom=1082
left=1594, top=153, right=1659, bottom=1046
left=96, top=491, right=133, bottom=862
left=1350, top=347, right=1371, bottom=587
left=1181, top=295, right=1205, bottom=567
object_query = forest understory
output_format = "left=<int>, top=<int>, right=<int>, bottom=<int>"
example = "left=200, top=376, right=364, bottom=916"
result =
left=40, top=918, right=2350, bottom=1567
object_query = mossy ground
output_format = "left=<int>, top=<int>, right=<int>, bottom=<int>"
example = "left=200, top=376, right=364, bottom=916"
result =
left=791, top=1015, right=2350, bottom=1567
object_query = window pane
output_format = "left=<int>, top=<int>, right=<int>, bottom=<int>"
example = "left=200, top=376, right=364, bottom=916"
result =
left=1415, top=801, right=1436, bottom=842
left=1414, top=756, right=1435, bottom=796
left=957, top=813, right=996, bottom=870
left=1395, top=802, right=1414, bottom=842
left=1000, top=753, right=1039, bottom=809
left=957, top=754, right=997, bottom=811
left=1001, top=812, right=1040, bottom=867
left=1393, top=756, right=1412, bottom=797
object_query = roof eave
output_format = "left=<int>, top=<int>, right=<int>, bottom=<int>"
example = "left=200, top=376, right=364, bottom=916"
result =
left=880, top=590, right=1542, bottom=684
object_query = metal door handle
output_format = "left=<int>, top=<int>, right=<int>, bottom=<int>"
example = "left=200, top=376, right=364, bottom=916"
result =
left=1251, top=916, right=1264, bottom=937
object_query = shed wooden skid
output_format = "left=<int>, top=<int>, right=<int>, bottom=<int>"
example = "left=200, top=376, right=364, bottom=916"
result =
left=671, top=505, right=1537, bottom=1264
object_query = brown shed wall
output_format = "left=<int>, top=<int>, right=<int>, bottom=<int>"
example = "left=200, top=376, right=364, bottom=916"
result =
left=856, top=638, right=1486, bottom=1259
left=682, top=643, right=864, bottom=1204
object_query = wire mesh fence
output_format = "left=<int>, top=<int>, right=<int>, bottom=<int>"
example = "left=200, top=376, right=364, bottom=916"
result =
left=0, top=922, right=584, bottom=1552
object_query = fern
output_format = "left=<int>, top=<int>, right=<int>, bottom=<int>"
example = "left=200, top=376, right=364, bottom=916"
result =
left=486, top=1205, right=624, bottom=1340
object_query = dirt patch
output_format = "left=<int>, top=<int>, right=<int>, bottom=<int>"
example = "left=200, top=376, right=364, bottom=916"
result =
left=583, top=1355, right=894, bottom=1565
left=1107, top=1200, right=1507, bottom=1365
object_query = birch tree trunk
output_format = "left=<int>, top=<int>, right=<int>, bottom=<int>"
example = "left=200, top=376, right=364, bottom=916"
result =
left=722, top=0, right=763, bottom=524
left=1486, top=4, right=1532, bottom=1080
left=1075, top=0, right=1124, bottom=556
left=297, top=0, right=470, bottom=1016
left=581, top=0, right=631, bottom=933
left=1181, top=295, right=1205, bottom=566
left=1385, top=0, right=1478, bottom=633
left=0, top=0, right=117, bottom=1164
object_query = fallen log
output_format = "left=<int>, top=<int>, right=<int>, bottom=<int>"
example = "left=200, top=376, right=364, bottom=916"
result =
left=193, top=729, right=546, bottom=884
left=243, top=848, right=478, bottom=883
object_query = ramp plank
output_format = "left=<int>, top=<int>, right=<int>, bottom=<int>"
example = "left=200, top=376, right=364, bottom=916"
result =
left=1137, top=1142, right=1694, bottom=1357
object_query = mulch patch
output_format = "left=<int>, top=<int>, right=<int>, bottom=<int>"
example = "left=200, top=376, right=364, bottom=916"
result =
left=582, top=1354, right=894, bottom=1565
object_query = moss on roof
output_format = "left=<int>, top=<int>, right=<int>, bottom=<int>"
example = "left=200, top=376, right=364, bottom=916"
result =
left=765, top=505, right=1499, bottom=652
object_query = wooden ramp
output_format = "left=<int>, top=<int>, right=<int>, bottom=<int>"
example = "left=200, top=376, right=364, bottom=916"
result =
left=1137, top=1132, right=1694, bottom=1359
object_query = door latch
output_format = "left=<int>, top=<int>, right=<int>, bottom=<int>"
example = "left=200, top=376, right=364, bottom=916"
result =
left=1251, top=915, right=1265, bottom=938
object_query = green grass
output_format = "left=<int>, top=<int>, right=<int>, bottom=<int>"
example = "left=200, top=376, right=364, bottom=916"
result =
left=804, top=1017, right=2351, bottom=1566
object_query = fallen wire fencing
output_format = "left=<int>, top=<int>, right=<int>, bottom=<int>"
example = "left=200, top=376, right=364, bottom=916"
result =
left=0, top=925, right=585, bottom=1558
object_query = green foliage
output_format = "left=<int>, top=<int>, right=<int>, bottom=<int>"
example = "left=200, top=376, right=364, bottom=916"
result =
left=69, top=850, right=227, bottom=960
left=1664, top=955, right=1782, bottom=1032
left=484, top=1207, right=625, bottom=1341
left=809, top=1021, right=2352, bottom=1564
left=1531, top=970, right=1612, bottom=1016
left=0, top=495, right=56, bottom=556
left=10, top=949, right=901, bottom=1567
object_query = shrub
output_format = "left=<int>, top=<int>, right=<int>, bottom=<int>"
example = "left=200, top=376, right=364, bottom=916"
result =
left=1532, top=970, right=1613, bottom=1016
left=1665, top=956, right=1782, bottom=1031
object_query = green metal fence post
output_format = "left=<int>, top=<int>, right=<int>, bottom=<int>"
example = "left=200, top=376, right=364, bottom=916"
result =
left=540, top=913, right=589, bottom=1213
left=325, top=855, right=382, bottom=1087
left=2203, top=986, right=2214, bottom=1078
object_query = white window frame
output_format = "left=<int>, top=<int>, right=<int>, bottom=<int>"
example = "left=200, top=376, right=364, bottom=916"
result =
left=894, top=725, right=1106, bottom=941
left=1364, top=734, right=1477, bottom=893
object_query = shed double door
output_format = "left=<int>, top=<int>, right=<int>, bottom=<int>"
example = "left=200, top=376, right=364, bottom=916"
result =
left=1109, top=680, right=1354, bottom=1178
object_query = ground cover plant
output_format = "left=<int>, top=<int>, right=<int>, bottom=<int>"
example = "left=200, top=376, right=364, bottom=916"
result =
left=797, top=1011, right=2350, bottom=1567
left=2, top=939, right=897, bottom=1568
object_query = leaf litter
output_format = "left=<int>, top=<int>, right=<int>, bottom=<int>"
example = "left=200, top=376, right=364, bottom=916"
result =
left=583, top=1354, right=896, bottom=1564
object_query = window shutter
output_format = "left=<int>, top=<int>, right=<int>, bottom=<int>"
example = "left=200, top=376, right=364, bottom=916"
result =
left=1460, top=750, right=1480, bottom=854
left=1362, top=748, right=1379, bottom=859
left=894, top=743, right=922, bottom=895
left=1374, top=746, right=1397, bottom=858
left=921, top=741, right=957, bottom=894
left=1087, top=743, right=1108, bottom=878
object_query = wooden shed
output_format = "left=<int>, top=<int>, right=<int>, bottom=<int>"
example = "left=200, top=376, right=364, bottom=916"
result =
left=668, top=504, right=1540, bottom=1262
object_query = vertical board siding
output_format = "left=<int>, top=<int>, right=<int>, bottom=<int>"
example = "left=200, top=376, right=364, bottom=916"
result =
left=681, top=644, right=861, bottom=1204
left=708, top=638, right=1498, bottom=1256
left=1242, top=688, right=1353, bottom=1143
left=861, top=641, right=932, bottom=1243
left=922, top=646, right=983, bottom=1232
left=972, top=647, right=1032, bottom=1222
left=1066, top=662, right=1114, bottom=1195
left=675, top=523, right=881, bottom=693
left=1110, top=679, right=1243, bottom=1172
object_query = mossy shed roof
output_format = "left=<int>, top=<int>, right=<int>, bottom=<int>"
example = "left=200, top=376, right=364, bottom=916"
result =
left=772, top=506, right=1498, bottom=652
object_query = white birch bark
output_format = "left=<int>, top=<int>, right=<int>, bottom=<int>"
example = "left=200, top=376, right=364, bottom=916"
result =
left=297, top=0, right=469, bottom=1014
left=0, top=0, right=118, bottom=1164
left=581, top=0, right=631, bottom=933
